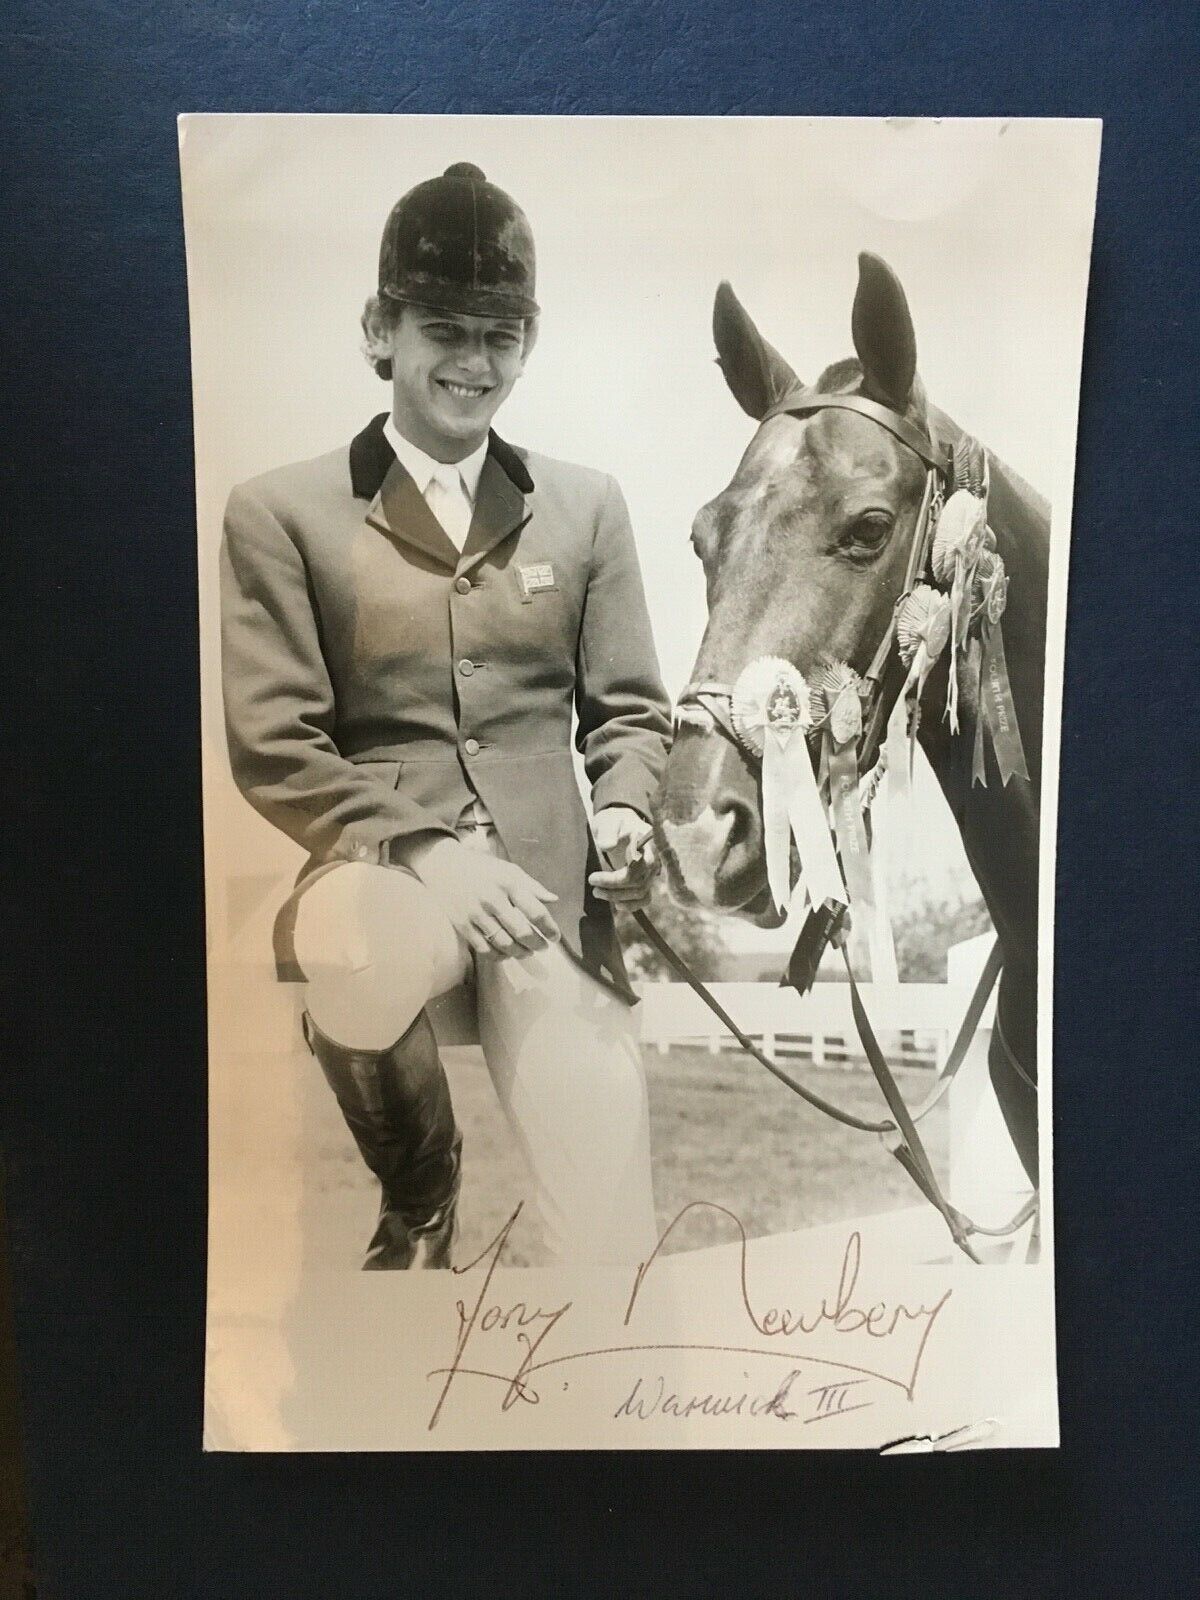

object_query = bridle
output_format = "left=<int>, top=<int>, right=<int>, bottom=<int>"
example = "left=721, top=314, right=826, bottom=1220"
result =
left=675, top=386, right=952, bottom=785
left=638, top=386, right=1038, bottom=1263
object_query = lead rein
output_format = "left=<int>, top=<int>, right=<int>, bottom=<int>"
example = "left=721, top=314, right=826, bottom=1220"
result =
left=614, top=859, right=1032, bottom=1258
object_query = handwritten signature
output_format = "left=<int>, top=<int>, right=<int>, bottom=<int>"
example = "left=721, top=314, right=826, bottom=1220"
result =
left=613, top=1369, right=876, bottom=1425
left=427, top=1200, right=951, bottom=1431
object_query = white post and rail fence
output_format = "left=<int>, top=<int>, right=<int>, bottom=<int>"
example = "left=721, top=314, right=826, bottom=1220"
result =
left=214, top=852, right=1033, bottom=1226
left=635, top=933, right=1030, bottom=1220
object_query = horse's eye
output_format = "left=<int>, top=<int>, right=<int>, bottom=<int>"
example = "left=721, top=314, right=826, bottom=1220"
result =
left=843, top=511, right=894, bottom=552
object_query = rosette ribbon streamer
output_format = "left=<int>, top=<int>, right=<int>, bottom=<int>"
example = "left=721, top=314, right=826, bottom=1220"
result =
left=970, top=550, right=1030, bottom=786
left=859, top=759, right=899, bottom=984
left=814, top=662, right=876, bottom=974
left=731, top=657, right=846, bottom=916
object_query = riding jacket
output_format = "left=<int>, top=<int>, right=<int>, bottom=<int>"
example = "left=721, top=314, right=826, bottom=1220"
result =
left=220, top=414, right=672, bottom=1001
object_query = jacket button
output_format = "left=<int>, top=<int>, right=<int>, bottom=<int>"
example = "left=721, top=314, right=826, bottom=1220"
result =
left=463, top=738, right=480, bottom=756
left=454, top=576, right=472, bottom=594
left=457, top=659, right=475, bottom=676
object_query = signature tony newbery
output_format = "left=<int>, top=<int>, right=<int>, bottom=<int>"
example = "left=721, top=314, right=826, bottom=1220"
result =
left=427, top=1201, right=952, bottom=1431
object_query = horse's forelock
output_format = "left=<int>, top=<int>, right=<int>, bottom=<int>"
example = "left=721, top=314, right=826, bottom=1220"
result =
left=813, top=356, right=863, bottom=395
left=812, top=356, right=929, bottom=427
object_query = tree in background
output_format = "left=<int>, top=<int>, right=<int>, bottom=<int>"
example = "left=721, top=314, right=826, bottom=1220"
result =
left=614, top=868, right=990, bottom=986
left=613, top=876, right=728, bottom=983
left=891, top=887, right=993, bottom=981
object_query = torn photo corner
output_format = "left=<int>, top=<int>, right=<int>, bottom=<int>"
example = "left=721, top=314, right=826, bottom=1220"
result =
left=180, top=114, right=1099, bottom=1452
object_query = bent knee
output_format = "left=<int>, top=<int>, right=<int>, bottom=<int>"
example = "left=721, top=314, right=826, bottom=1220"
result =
left=295, top=862, right=462, bottom=1006
left=304, top=959, right=429, bottom=1051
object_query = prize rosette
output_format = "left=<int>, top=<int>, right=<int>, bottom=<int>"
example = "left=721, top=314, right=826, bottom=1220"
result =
left=931, top=488, right=987, bottom=731
left=888, top=584, right=952, bottom=785
left=952, top=435, right=987, bottom=497
left=931, top=489, right=986, bottom=585
left=730, top=654, right=814, bottom=756
left=730, top=656, right=845, bottom=916
left=974, top=547, right=1009, bottom=625
left=896, top=583, right=951, bottom=678
left=813, top=657, right=865, bottom=749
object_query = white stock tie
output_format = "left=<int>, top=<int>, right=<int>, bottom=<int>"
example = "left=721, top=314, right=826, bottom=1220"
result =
left=424, top=463, right=472, bottom=551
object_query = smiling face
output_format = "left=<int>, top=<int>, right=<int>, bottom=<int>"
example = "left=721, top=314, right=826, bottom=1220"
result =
left=366, top=301, right=532, bottom=460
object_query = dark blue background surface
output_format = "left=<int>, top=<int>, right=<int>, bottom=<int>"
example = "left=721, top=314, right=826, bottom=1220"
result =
left=3, top=3, right=1197, bottom=1595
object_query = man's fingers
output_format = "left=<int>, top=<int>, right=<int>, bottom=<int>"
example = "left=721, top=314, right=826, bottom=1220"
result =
left=591, top=844, right=659, bottom=906
left=489, top=902, right=544, bottom=953
left=589, top=862, right=657, bottom=891
left=462, top=923, right=496, bottom=957
left=593, top=886, right=654, bottom=906
left=589, top=866, right=635, bottom=888
left=472, top=916, right=519, bottom=956
left=503, top=865, right=557, bottom=903
left=597, top=830, right=653, bottom=867
left=508, top=885, right=560, bottom=940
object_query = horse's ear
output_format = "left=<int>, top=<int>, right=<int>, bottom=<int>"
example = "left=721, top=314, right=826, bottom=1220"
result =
left=851, top=253, right=917, bottom=411
left=713, top=281, right=799, bottom=420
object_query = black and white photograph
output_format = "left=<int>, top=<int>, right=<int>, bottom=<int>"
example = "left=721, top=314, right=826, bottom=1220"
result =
left=180, top=114, right=1099, bottom=1451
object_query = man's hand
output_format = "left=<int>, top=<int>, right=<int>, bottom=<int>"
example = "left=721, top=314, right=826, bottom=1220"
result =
left=589, top=805, right=659, bottom=910
left=404, top=837, right=560, bottom=958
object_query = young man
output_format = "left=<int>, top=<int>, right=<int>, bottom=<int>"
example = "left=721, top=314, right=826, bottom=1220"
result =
left=220, top=163, right=672, bottom=1268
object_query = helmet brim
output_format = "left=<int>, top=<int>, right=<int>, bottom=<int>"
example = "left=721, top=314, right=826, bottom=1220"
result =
left=379, top=280, right=540, bottom=321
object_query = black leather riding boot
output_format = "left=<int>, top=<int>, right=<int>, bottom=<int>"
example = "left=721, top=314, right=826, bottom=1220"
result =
left=303, top=1010, right=462, bottom=1269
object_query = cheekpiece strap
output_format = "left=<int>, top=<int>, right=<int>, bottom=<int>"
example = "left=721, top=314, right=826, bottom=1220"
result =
left=760, top=389, right=950, bottom=474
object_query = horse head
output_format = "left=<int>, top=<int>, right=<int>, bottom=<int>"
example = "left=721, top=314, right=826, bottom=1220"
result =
left=658, top=254, right=935, bottom=919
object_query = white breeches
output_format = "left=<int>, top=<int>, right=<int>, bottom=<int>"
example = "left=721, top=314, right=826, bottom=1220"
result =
left=292, top=828, right=657, bottom=1263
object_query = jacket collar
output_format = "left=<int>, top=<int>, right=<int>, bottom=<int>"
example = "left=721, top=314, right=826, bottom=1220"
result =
left=351, top=413, right=533, bottom=572
left=349, top=412, right=397, bottom=500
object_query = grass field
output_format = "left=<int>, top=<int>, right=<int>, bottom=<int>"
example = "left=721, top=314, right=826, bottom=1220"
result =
left=302, top=1042, right=948, bottom=1269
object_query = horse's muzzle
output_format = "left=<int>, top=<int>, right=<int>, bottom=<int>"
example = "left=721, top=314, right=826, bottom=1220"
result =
left=655, top=725, right=766, bottom=912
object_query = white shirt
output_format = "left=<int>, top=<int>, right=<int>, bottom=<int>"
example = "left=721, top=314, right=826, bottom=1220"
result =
left=382, top=418, right=494, bottom=830
left=383, top=418, right=488, bottom=552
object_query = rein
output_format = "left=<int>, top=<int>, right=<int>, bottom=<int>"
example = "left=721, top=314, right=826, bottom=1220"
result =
left=627, top=888, right=1023, bottom=1263
left=646, top=387, right=1036, bottom=1262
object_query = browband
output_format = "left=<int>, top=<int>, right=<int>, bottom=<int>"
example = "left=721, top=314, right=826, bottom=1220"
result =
left=759, top=388, right=950, bottom=473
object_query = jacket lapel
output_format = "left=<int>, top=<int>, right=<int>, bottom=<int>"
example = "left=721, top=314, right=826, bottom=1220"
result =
left=350, top=414, right=457, bottom=569
left=349, top=415, right=532, bottom=574
left=458, top=442, right=533, bottom=576
left=371, top=460, right=460, bottom=569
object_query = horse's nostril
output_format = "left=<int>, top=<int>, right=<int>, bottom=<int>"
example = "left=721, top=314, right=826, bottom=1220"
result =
left=720, top=797, right=757, bottom=852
